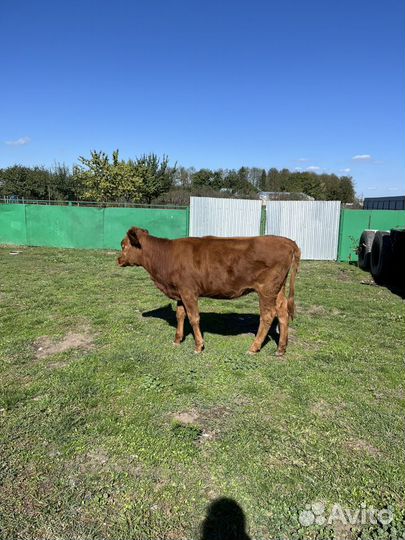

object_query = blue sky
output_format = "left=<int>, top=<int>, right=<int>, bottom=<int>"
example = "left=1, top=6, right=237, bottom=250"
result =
left=1, top=0, right=404, bottom=197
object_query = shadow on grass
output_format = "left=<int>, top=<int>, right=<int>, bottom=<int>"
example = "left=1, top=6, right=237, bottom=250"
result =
left=142, top=304, right=279, bottom=349
left=383, top=280, right=405, bottom=299
left=354, top=263, right=405, bottom=299
left=200, top=498, right=251, bottom=540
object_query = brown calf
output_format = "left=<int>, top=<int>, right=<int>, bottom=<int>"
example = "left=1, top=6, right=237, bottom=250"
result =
left=118, top=228, right=300, bottom=356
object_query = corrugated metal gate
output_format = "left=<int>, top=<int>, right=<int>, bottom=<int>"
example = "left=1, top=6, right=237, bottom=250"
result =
left=189, top=197, right=341, bottom=259
left=190, top=196, right=262, bottom=237
left=266, top=201, right=341, bottom=260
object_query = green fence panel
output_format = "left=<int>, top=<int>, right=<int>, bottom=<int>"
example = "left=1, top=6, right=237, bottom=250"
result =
left=26, top=205, right=104, bottom=249
left=103, top=207, right=189, bottom=249
left=0, top=205, right=27, bottom=246
left=369, top=210, right=405, bottom=231
left=338, top=209, right=405, bottom=262
left=0, top=204, right=189, bottom=250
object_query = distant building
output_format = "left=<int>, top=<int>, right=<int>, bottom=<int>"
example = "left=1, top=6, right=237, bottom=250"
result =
left=363, top=196, right=405, bottom=210
left=258, top=191, right=315, bottom=201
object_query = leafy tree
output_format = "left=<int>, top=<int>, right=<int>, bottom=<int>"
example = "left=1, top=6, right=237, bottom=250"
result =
left=236, top=167, right=257, bottom=195
left=222, top=170, right=238, bottom=193
left=259, top=169, right=267, bottom=191
left=0, top=165, right=54, bottom=200
left=73, top=150, right=144, bottom=203
left=191, top=169, right=214, bottom=188
left=323, top=174, right=341, bottom=200
left=0, top=159, right=356, bottom=204
left=131, top=153, right=175, bottom=204
left=220, top=168, right=257, bottom=196
left=211, top=170, right=224, bottom=190
left=174, top=166, right=192, bottom=188
left=51, top=163, right=79, bottom=200
left=267, top=168, right=280, bottom=191
left=339, top=176, right=355, bottom=203
left=0, top=165, right=31, bottom=198
left=278, top=168, right=291, bottom=191
left=299, top=173, right=324, bottom=199
left=191, top=169, right=224, bottom=191
left=247, top=167, right=263, bottom=189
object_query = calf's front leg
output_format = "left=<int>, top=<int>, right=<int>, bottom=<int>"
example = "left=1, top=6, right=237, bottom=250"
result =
left=173, top=301, right=186, bottom=345
left=181, top=294, right=204, bottom=353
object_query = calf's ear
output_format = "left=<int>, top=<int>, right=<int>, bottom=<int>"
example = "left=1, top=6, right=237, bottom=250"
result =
left=127, top=227, right=141, bottom=248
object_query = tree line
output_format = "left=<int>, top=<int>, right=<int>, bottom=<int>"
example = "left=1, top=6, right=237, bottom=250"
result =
left=0, top=150, right=356, bottom=205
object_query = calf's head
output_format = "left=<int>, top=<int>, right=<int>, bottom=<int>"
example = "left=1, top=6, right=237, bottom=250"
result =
left=117, top=227, right=149, bottom=267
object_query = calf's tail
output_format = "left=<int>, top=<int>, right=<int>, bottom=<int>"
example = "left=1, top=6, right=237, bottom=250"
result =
left=287, top=244, right=301, bottom=320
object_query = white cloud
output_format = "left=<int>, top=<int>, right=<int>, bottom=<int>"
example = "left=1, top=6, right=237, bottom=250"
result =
left=388, top=186, right=399, bottom=192
left=297, top=158, right=309, bottom=162
left=352, top=154, right=372, bottom=161
left=340, top=168, right=351, bottom=173
left=367, top=186, right=377, bottom=190
left=294, top=167, right=303, bottom=171
left=5, top=136, right=31, bottom=146
left=307, top=166, right=321, bottom=171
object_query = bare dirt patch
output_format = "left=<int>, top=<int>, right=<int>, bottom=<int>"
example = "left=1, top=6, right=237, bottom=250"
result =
left=310, top=399, right=345, bottom=418
left=344, top=438, right=380, bottom=457
left=296, top=304, right=327, bottom=317
left=298, top=303, right=343, bottom=318
left=332, top=519, right=358, bottom=540
left=34, top=327, right=95, bottom=360
left=172, top=410, right=200, bottom=425
left=338, top=268, right=352, bottom=282
left=67, top=447, right=144, bottom=478
left=306, top=305, right=328, bottom=316
left=171, top=405, right=233, bottom=443
left=266, top=454, right=289, bottom=468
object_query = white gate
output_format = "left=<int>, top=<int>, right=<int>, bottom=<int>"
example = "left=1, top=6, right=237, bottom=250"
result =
left=190, top=197, right=262, bottom=237
left=265, top=201, right=341, bottom=260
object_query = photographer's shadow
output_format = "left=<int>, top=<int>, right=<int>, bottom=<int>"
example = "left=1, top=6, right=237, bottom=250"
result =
left=200, top=498, right=251, bottom=540
left=142, top=303, right=279, bottom=349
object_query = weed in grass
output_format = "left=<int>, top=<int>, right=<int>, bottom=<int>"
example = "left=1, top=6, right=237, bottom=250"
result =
left=140, top=375, right=173, bottom=392
left=222, top=354, right=259, bottom=373
left=170, top=420, right=203, bottom=443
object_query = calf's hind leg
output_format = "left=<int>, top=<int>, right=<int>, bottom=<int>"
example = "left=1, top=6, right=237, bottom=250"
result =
left=248, top=294, right=277, bottom=354
left=275, top=289, right=289, bottom=356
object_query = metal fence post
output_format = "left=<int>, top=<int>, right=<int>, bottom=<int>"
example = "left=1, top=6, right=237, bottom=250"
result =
left=186, top=205, right=190, bottom=237
left=260, top=203, right=266, bottom=235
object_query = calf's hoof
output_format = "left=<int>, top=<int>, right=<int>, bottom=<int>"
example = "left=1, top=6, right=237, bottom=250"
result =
left=247, top=349, right=258, bottom=355
left=173, top=341, right=182, bottom=347
left=194, top=345, right=204, bottom=354
left=275, top=350, right=285, bottom=357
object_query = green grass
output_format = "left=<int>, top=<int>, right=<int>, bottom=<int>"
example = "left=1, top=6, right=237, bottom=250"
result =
left=0, top=246, right=404, bottom=539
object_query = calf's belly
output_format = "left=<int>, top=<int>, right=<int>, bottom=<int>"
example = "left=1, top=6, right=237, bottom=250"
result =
left=201, top=286, right=255, bottom=299
left=153, top=275, right=256, bottom=301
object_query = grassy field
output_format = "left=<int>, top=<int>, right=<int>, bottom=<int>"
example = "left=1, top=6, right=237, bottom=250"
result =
left=0, top=246, right=404, bottom=540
